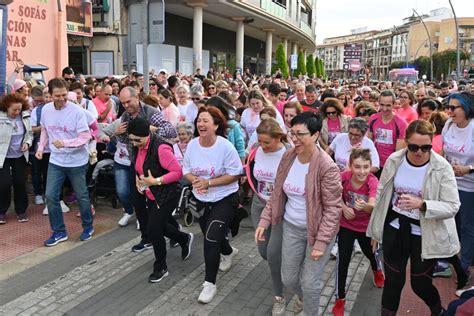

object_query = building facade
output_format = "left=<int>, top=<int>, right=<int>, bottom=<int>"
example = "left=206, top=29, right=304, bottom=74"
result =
left=123, top=0, right=317, bottom=76
left=317, top=7, right=474, bottom=80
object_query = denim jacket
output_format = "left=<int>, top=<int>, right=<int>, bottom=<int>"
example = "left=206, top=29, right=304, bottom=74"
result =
left=0, top=111, right=33, bottom=168
left=367, top=149, right=461, bottom=259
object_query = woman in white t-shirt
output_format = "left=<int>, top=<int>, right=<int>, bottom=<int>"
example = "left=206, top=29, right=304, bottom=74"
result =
left=255, top=112, right=342, bottom=315
left=0, top=95, right=33, bottom=224
left=176, top=85, right=194, bottom=122
left=327, top=118, right=380, bottom=173
left=246, top=118, right=289, bottom=314
left=183, top=107, right=243, bottom=304
left=240, top=89, right=286, bottom=140
left=158, top=89, right=180, bottom=127
left=442, top=92, right=474, bottom=278
left=367, top=120, right=461, bottom=315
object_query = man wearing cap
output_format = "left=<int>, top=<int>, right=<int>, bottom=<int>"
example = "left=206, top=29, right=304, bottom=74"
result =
left=158, top=69, right=168, bottom=88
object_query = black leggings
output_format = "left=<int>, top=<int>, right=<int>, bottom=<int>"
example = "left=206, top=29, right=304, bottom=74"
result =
left=146, top=197, right=188, bottom=272
left=133, top=182, right=180, bottom=243
left=0, top=157, right=28, bottom=215
left=382, top=224, right=442, bottom=315
left=336, top=226, right=378, bottom=299
left=198, top=192, right=239, bottom=284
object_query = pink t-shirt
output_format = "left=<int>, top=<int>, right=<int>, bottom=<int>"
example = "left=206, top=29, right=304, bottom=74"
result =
left=368, top=112, right=408, bottom=167
left=135, top=138, right=183, bottom=201
left=327, top=118, right=341, bottom=145
left=275, top=101, right=285, bottom=117
left=92, top=97, right=115, bottom=123
left=432, top=134, right=443, bottom=154
left=396, top=106, right=418, bottom=124
left=340, top=170, right=378, bottom=232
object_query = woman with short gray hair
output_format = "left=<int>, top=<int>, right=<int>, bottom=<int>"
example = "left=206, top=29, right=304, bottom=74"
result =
left=326, top=118, right=380, bottom=173
left=173, top=121, right=194, bottom=168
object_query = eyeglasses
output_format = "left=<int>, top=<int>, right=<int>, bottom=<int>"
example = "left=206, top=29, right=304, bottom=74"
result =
left=349, top=132, right=363, bottom=139
left=149, top=83, right=157, bottom=87
left=288, top=130, right=311, bottom=139
left=129, top=137, right=142, bottom=144
left=208, top=86, right=216, bottom=90
left=191, top=97, right=201, bottom=101
left=362, top=91, right=370, bottom=94
left=358, top=78, right=365, bottom=81
left=445, top=105, right=463, bottom=112
left=407, top=143, right=432, bottom=153
left=326, top=111, right=337, bottom=116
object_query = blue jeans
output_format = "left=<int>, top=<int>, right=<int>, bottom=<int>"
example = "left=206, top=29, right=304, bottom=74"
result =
left=114, top=162, right=134, bottom=215
left=459, top=190, right=474, bottom=272
left=45, top=163, right=93, bottom=233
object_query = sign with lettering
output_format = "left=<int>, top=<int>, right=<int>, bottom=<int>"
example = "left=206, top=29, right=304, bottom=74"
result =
left=66, top=0, right=92, bottom=37
left=6, top=0, right=68, bottom=80
left=344, top=43, right=363, bottom=64
left=0, top=5, right=6, bottom=95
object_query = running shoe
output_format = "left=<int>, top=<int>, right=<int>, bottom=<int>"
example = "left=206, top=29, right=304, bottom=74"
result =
left=148, top=269, right=169, bottom=283
left=181, top=233, right=194, bottom=260
left=332, top=298, right=345, bottom=316
left=433, top=261, right=452, bottom=277
left=35, top=195, right=44, bottom=205
left=17, top=213, right=29, bottom=223
left=198, top=281, right=217, bottom=304
left=118, top=212, right=133, bottom=227
left=219, top=246, right=238, bottom=272
left=80, top=227, right=94, bottom=241
left=272, top=296, right=286, bottom=316
left=44, top=232, right=68, bottom=247
left=132, top=241, right=152, bottom=253
left=0, top=214, right=6, bottom=224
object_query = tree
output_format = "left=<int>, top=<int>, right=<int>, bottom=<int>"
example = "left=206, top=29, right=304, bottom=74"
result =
left=306, top=54, right=316, bottom=78
left=314, top=56, right=320, bottom=77
left=294, top=51, right=306, bottom=76
left=273, top=43, right=289, bottom=77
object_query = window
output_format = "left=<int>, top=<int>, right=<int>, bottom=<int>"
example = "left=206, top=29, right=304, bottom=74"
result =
left=273, top=0, right=287, bottom=7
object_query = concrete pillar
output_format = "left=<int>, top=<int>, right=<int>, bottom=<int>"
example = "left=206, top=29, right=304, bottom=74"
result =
left=292, top=42, right=298, bottom=56
left=263, top=28, right=274, bottom=75
left=281, top=36, right=288, bottom=57
left=233, top=17, right=245, bottom=71
left=189, top=3, right=206, bottom=72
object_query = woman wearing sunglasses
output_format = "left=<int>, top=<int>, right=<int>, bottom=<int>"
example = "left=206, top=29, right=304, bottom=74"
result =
left=128, top=118, right=193, bottom=284
left=255, top=112, right=342, bottom=315
left=319, top=98, right=349, bottom=151
left=367, top=120, right=461, bottom=316
left=441, top=92, right=474, bottom=283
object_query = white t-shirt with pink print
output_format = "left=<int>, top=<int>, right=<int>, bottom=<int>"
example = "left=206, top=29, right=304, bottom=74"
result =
left=40, top=102, right=90, bottom=167
left=183, top=136, right=243, bottom=202
left=283, top=158, right=309, bottom=227
left=442, top=118, right=474, bottom=192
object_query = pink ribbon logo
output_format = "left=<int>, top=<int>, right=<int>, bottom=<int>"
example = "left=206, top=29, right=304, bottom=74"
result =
left=209, top=167, right=216, bottom=178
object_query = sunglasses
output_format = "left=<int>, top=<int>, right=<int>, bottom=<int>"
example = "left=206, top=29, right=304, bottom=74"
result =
left=407, top=144, right=432, bottom=153
left=445, top=105, right=463, bottom=112
left=326, top=111, right=337, bottom=116
left=149, top=83, right=157, bottom=87
left=129, top=137, right=142, bottom=143
left=362, top=91, right=370, bottom=94
left=208, top=86, right=216, bottom=90
left=191, top=97, right=201, bottom=101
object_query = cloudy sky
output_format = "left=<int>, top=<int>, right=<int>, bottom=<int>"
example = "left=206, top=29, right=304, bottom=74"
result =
left=315, top=0, right=473, bottom=43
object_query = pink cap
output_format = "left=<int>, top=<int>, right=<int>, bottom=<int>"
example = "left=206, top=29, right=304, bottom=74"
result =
left=12, top=79, right=26, bottom=93
left=68, top=91, right=78, bottom=103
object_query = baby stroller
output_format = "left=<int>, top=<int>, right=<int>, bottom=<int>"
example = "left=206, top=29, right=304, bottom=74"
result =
left=172, top=182, right=197, bottom=227
left=89, top=158, right=119, bottom=209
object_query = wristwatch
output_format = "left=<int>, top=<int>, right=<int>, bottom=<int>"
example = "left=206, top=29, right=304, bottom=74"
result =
left=469, top=165, right=474, bottom=174
left=155, top=177, right=162, bottom=186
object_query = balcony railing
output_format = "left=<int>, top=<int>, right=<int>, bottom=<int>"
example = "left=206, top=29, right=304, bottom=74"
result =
left=300, top=20, right=312, bottom=36
left=261, top=0, right=287, bottom=20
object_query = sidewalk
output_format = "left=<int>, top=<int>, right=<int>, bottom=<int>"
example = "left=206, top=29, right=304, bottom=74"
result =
left=0, top=200, right=467, bottom=315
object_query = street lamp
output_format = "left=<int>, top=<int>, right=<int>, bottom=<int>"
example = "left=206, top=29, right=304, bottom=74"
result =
left=413, top=9, right=433, bottom=80
left=448, top=0, right=461, bottom=80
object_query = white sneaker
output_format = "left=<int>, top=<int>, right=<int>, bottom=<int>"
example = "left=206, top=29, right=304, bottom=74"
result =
left=35, top=195, right=45, bottom=205
left=60, top=201, right=70, bottom=213
left=354, top=240, right=362, bottom=254
left=118, top=213, right=133, bottom=227
left=42, top=201, right=70, bottom=214
left=272, top=296, right=286, bottom=316
left=198, top=281, right=217, bottom=304
left=330, top=242, right=338, bottom=258
left=456, top=285, right=474, bottom=297
left=219, top=246, right=238, bottom=272
left=136, top=220, right=140, bottom=230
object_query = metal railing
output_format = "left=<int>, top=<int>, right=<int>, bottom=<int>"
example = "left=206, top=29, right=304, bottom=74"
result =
left=260, top=0, right=287, bottom=20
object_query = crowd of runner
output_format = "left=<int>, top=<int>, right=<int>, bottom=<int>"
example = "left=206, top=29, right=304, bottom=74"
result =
left=1, top=66, right=473, bottom=315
